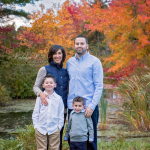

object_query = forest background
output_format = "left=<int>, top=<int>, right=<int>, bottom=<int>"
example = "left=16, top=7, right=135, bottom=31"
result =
left=0, top=0, right=150, bottom=105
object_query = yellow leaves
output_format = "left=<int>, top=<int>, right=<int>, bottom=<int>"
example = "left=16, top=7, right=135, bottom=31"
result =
left=28, top=1, right=82, bottom=61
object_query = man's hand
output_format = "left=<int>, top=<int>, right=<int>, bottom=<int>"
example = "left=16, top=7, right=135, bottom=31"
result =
left=39, top=92, right=49, bottom=105
left=89, top=141, right=93, bottom=143
left=84, top=107, right=93, bottom=118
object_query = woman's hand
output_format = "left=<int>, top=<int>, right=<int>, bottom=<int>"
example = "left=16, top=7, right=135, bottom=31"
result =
left=39, top=92, right=49, bottom=105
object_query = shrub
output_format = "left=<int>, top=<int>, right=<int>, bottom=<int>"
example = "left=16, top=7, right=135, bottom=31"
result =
left=0, top=82, right=11, bottom=106
left=0, top=124, right=36, bottom=150
left=0, top=138, right=20, bottom=150
left=16, top=124, right=36, bottom=150
left=0, top=52, right=44, bottom=99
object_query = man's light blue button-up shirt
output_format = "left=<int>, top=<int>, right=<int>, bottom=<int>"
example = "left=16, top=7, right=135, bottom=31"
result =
left=32, top=91, right=64, bottom=135
left=66, top=52, right=103, bottom=111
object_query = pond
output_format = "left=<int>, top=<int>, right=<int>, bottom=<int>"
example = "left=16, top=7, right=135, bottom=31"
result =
left=0, top=89, right=118, bottom=139
left=0, top=99, right=35, bottom=139
left=0, top=112, right=32, bottom=139
left=0, top=90, right=150, bottom=140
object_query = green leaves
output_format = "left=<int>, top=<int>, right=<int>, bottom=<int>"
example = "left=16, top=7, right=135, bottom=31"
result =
left=0, top=52, right=41, bottom=99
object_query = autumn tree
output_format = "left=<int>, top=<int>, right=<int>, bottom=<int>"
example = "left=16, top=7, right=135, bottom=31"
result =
left=80, top=0, right=150, bottom=81
left=28, top=1, right=83, bottom=62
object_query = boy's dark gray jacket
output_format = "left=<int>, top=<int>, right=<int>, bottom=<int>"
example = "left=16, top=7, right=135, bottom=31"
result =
left=45, top=61, right=69, bottom=108
left=64, top=110, right=94, bottom=142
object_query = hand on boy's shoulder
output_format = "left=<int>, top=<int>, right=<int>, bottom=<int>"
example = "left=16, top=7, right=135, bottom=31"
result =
left=39, top=92, right=49, bottom=105
left=84, top=107, right=93, bottom=118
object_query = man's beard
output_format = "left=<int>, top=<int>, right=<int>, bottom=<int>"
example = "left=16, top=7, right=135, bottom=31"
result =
left=76, top=48, right=87, bottom=56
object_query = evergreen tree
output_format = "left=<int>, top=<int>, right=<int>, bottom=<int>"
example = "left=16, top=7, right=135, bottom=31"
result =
left=0, top=0, right=39, bottom=20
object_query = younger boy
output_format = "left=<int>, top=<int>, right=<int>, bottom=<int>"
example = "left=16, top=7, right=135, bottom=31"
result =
left=64, top=96, right=94, bottom=150
left=32, top=74, right=64, bottom=150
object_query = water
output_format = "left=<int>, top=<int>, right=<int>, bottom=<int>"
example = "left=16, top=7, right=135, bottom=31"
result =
left=1, top=89, right=149, bottom=140
left=0, top=111, right=33, bottom=139
left=0, top=90, right=116, bottom=139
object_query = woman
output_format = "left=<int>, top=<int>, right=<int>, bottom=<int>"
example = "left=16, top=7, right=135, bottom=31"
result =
left=33, top=45, right=69, bottom=150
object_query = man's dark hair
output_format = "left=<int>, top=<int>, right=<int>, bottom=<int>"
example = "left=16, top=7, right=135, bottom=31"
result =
left=73, top=96, right=85, bottom=105
left=75, top=34, right=88, bottom=44
left=43, top=74, right=56, bottom=83
left=48, top=45, right=66, bottom=63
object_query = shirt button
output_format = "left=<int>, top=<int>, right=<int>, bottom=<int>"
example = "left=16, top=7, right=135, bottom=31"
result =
left=61, top=86, right=63, bottom=88
left=61, top=76, right=62, bottom=78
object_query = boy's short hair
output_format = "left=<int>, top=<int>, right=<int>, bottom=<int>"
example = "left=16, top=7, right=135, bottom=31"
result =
left=43, top=74, right=56, bottom=83
left=75, top=34, right=88, bottom=44
left=73, top=96, right=85, bottom=105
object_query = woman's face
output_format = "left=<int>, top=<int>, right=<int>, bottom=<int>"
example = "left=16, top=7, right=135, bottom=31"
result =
left=53, top=49, right=63, bottom=64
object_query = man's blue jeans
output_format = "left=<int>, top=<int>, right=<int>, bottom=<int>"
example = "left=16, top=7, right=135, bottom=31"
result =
left=68, top=105, right=99, bottom=150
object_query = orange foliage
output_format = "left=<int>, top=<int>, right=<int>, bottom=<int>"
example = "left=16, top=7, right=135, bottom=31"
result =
left=80, top=0, right=150, bottom=74
left=28, top=1, right=83, bottom=62
left=17, top=27, right=45, bottom=52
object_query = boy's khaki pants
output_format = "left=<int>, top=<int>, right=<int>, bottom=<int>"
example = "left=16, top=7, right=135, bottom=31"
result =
left=35, top=128, right=60, bottom=150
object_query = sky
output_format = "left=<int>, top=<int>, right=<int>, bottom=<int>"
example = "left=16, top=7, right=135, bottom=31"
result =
left=2, top=0, right=81, bottom=29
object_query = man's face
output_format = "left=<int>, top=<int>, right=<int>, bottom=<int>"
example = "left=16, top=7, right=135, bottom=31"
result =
left=75, top=37, right=88, bottom=56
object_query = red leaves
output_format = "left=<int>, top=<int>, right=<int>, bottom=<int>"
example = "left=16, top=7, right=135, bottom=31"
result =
left=17, top=28, right=45, bottom=50
left=78, top=0, right=150, bottom=80
left=104, top=59, right=144, bottom=82
left=67, top=3, right=78, bottom=16
left=0, top=26, right=15, bottom=32
left=0, top=25, right=18, bottom=53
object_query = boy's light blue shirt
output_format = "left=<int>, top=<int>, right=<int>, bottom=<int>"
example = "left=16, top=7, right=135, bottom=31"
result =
left=32, top=91, right=64, bottom=135
left=66, top=52, right=103, bottom=110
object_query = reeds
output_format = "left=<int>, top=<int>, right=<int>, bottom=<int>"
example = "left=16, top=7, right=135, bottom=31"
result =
left=100, top=90, right=108, bottom=130
left=115, top=73, right=150, bottom=130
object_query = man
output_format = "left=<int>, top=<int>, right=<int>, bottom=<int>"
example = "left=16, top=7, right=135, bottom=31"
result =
left=66, top=34, right=103, bottom=150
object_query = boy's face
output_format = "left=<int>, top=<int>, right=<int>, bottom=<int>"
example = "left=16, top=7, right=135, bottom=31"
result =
left=72, top=102, right=85, bottom=113
left=42, top=78, right=56, bottom=92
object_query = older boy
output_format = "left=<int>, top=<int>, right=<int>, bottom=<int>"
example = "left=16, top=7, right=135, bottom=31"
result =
left=64, top=96, right=94, bottom=150
left=32, top=74, right=64, bottom=150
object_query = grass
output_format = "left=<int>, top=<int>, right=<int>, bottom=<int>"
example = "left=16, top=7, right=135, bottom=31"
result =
left=1, top=125, right=150, bottom=150
left=62, top=136, right=150, bottom=150
left=97, top=138, right=150, bottom=150
left=0, top=124, right=36, bottom=150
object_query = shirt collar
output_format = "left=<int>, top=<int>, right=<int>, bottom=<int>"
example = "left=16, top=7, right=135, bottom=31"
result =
left=50, top=61, right=63, bottom=69
left=75, top=51, right=89, bottom=61
left=72, top=109, right=85, bottom=114
left=43, top=90, right=57, bottom=98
